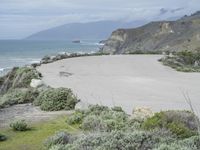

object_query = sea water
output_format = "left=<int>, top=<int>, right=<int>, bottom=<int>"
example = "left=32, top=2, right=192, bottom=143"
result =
left=0, top=40, right=101, bottom=76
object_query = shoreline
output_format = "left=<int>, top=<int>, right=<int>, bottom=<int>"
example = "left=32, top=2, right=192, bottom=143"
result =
left=1, top=52, right=200, bottom=114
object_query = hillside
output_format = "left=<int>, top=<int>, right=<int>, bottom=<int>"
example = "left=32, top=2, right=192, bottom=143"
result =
left=26, top=20, right=145, bottom=40
left=101, top=11, right=200, bottom=54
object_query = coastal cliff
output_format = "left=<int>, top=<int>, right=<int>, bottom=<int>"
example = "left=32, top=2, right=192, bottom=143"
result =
left=101, top=11, right=200, bottom=54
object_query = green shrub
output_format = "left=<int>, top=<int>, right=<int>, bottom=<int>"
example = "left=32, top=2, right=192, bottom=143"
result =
left=49, top=144, right=66, bottom=150
left=86, top=105, right=110, bottom=115
left=167, top=122, right=196, bottom=139
left=80, top=106, right=128, bottom=132
left=67, top=111, right=84, bottom=125
left=179, top=135, right=200, bottom=149
left=155, top=136, right=200, bottom=150
left=0, top=67, right=41, bottom=95
left=111, top=106, right=124, bottom=112
left=68, top=105, right=130, bottom=131
left=10, top=120, right=28, bottom=131
left=142, top=111, right=198, bottom=138
left=0, top=88, right=39, bottom=108
left=63, top=130, right=168, bottom=150
left=81, top=115, right=107, bottom=131
left=160, top=50, right=200, bottom=72
left=44, top=131, right=71, bottom=149
left=14, top=67, right=40, bottom=88
left=34, top=88, right=79, bottom=111
left=0, top=134, right=7, bottom=141
left=154, top=143, right=189, bottom=150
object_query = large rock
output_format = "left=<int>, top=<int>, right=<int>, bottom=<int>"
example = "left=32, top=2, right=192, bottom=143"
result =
left=132, top=107, right=154, bottom=121
left=30, top=79, right=44, bottom=88
left=75, top=101, right=90, bottom=110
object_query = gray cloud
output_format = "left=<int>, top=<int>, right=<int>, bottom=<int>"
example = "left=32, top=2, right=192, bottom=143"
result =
left=0, top=0, right=200, bottom=39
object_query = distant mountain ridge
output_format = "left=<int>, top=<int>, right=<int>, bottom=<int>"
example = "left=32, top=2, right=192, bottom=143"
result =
left=26, top=20, right=146, bottom=40
left=101, top=11, right=200, bottom=54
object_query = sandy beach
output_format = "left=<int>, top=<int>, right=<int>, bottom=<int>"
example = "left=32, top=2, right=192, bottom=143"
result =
left=37, top=55, right=200, bottom=114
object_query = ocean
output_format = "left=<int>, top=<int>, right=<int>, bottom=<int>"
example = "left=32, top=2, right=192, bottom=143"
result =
left=0, top=40, right=101, bottom=76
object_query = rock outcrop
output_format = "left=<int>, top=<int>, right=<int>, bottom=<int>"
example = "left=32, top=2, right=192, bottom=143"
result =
left=101, top=11, right=200, bottom=54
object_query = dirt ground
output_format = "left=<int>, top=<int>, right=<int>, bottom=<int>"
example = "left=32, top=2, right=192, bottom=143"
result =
left=0, top=103, right=71, bottom=128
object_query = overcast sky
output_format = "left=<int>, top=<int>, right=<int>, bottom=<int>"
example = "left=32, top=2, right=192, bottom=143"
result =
left=0, top=0, right=200, bottom=39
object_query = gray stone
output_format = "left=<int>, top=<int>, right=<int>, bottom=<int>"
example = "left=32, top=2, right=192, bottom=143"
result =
left=30, top=79, right=44, bottom=88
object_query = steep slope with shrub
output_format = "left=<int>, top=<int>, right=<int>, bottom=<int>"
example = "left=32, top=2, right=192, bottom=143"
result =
left=101, top=11, right=200, bottom=54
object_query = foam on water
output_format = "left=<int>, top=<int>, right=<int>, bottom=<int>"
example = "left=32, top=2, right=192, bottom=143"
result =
left=0, top=40, right=100, bottom=73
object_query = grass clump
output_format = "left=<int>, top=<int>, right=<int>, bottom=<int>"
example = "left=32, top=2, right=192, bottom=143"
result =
left=142, top=110, right=198, bottom=138
left=10, top=120, right=29, bottom=131
left=0, top=88, right=39, bottom=108
left=34, top=88, right=79, bottom=111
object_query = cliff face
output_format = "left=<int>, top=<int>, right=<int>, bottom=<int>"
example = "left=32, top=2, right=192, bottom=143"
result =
left=101, top=11, right=200, bottom=54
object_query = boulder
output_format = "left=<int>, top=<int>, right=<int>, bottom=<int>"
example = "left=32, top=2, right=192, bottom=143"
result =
left=30, top=79, right=44, bottom=88
left=75, top=101, right=89, bottom=110
left=132, top=107, right=154, bottom=121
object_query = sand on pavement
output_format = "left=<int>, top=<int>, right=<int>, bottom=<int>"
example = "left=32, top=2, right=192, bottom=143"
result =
left=37, top=55, right=200, bottom=114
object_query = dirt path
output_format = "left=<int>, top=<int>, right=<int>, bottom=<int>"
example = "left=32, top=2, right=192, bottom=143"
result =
left=37, top=55, right=200, bottom=114
left=0, top=103, right=71, bottom=128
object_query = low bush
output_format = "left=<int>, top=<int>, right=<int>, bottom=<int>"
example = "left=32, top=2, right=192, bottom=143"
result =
left=10, top=120, right=29, bottom=131
left=14, top=67, right=41, bottom=88
left=67, top=111, right=84, bottom=125
left=49, top=144, right=66, bottom=150
left=68, top=105, right=129, bottom=131
left=154, top=143, right=190, bottom=150
left=142, top=111, right=198, bottom=138
left=128, top=50, right=162, bottom=55
left=47, top=106, right=200, bottom=150
left=160, top=50, right=200, bottom=72
left=44, top=131, right=71, bottom=149
left=34, top=88, right=79, bottom=111
left=155, top=136, right=200, bottom=150
left=61, top=130, right=174, bottom=150
left=0, top=88, right=39, bottom=108
left=111, top=106, right=124, bottom=112
left=86, top=105, right=110, bottom=115
left=0, top=134, right=7, bottom=141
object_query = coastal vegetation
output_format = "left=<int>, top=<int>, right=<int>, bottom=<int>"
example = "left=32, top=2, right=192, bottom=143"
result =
left=128, top=50, right=162, bottom=55
left=37, top=52, right=110, bottom=66
left=0, top=88, right=39, bottom=108
left=34, top=88, right=79, bottom=111
left=159, top=50, right=200, bottom=72
left=0, top=104, right=200, bottom=149
left=0, top=67, right=41, bottom=94
left=45, top=105, right=200, bottom=150
left=0, top=116, right=79, bottom=150
left=0, top=67, right=41, bottom=108
left=0, top=66, right=79, bottom=111
left=10, top=120, right=29, bottom=131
